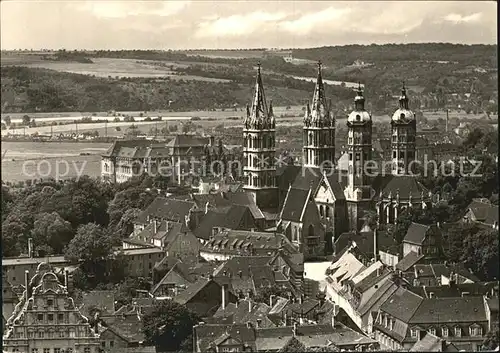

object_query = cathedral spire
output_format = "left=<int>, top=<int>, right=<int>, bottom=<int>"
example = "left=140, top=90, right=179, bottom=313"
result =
left=399, top=81, right=409, bottom=109
left=310, top=60, right=329, bottom=124
left=250, top=62, right=269, bottom=126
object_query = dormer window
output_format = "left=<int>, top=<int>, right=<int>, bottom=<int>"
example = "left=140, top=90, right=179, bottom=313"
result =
left=442, top=327, right=448, bottom=337
left=429, top=327, right=436, bottom=336
left=469, top=325, right=482, bottom=336
left=454, top=327, right=461, bottom=337
left=410, top=328, right=419, bottom=338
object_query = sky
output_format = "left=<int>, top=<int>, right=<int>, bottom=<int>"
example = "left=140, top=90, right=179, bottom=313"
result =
left=1, top=1, right=497, bottom=50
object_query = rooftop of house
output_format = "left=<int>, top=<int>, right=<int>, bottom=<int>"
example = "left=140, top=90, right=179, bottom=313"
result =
left=403, top=222, right=439, bottom=245
left=120, top=247, right=165, bottom=256
left=213, top=298, right=274, bottom=328
left=77, top=290, right=115, bottom=318
left=408, top=281, right=498, bottom=299
left=173, top=277, right=213, bottom=305
left=2, top=255, right=68, bottom=267
left=280, top=188, right=310, bottom=222
left=466, top=199, right=499, bottom=226
left=335, top=230, right=398, bottom=259
left=135, top=197, right=196, bottom=224
left=102, top=139, right=157, bottom=158
left=202, top=230, right=297, bottom=256
left=410, top=296, right=488, bottom=324
left=409, top=333, right=459, bottom=352
left=101, top=314, right=146, bottom=343
left=165, top=134, right=211, bottom=148
left=194, top=323, right=377, bottom=352
left=395, top=251, right=425, bottom=272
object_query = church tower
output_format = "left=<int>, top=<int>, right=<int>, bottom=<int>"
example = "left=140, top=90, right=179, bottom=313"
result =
left=344, top=84, right=374, bottom=231
left=243, top=63, right=278, bottom=209
left=303, top=61, right=335, bottom=170
left=391, top=83, right=417, bottom=175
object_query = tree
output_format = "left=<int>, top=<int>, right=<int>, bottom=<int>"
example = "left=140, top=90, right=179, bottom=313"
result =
left=442, top=222, right=479, bottom=263
left=481, top=327, right=500, bottom=351
left=22, top=115, right=31, bottom=125
left=279, top=337, right=306, bottom=352
left=461, top=228, right=499, bottom=281
left=143, top=300, right=200, bottom=352
left=113, top=208, right=141, bottom=241
left=31, top=212, right=73, bottom=254
left=3, top=116, right=11, bottom=126
left=65, top=223, right=112, bottom=264
left=107, top=186, right=156, bottom=228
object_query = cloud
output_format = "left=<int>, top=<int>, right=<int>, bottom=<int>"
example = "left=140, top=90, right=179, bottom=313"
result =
left=77, top=1, right=190, bottom=19
left=443, top=12, right=482, bottom=24
left=279, top=6, right=351, bottom=35
left=195, top=11, right=288, bottom=38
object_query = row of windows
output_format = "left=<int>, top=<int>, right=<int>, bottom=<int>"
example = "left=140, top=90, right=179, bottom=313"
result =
left=392, top=151, right=415, bottom=159
left=392, top=135, right=416, bottom=143
left=410, top=325, right=482, bottom=338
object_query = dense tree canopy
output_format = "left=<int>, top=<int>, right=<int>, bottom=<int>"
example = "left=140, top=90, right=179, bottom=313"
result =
left=143, top=299, right=200, bottom=352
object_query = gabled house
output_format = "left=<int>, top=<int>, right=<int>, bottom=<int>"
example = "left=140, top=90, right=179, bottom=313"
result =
left=173, top=277, right=237, bottom=317
left=374, top=287, right=490, bottom=351
left=403, top=223, right=444, bottom=259
left=99, top=314, right=156, bottom=352
left=463, top=199, right=499, bottom=230
left=150, top=262, right=196, bottom=298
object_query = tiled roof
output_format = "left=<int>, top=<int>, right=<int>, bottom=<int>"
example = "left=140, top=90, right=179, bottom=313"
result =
left=358, top=279, right=399, bottom=316
left=165, top=134, right=210, bottom=147
left=151, top=262, right=196, bottom=295
left=375, top=175, right=428, bottom=200
left=173, top=277, right=212, bottom=305
left=380, top=287, right=424, bottom=322
left=335, top=230, right=397, bottom=258
left=226, top=192, right=265, bottom=219
left=2, top=255, right=68, bottom=267
left=410, top=296, right=488, bottom=324
left=202, top=230, right=297, bottom=256
left=280, top=188, right=310, bottom=222
left=102, top=140, right=155, bottom=157
left=467, top=199, right=499, bottom=226
left=78, top=290, right=115, bottom=318
left=409, top=281, right=498, bottom=298
left=409, top=333, right=450, bottom=352
left=404, top=223, right=430, bottom=245
left=101, top=314, right=146, bottom=343
left=136, top=197, right=196, bottom=224
left=395, top=251, right=425, bottom=272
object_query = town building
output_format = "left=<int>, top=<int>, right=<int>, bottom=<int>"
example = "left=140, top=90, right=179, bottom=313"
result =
left=3, top=263, right=101, bottom=353
left=373, top=287, right=491, bottom=351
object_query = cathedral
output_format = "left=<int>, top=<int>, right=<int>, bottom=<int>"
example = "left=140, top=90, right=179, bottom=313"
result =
left=241, top=62, right=431, bottom=258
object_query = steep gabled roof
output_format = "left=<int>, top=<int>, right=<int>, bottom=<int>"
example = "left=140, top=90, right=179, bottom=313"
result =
left=280, top=188, right=310, bottom=222
left=467, top=199, right=499, bottom=226
left=136, top=197, right=195, bottom=224
left=101, top=314, right=145, bottom=343
left=380, top=287, right=424, bottom=322
left=404, top=223, right=430, bottom=245
left=396, top=251, right=425, bottom=272
left=173, top=277, right=212, bottom=305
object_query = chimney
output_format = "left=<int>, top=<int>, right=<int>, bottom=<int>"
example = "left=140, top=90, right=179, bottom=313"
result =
left=24, top=270, right=30, bottom=301
left=256, top=318, right=262, bottom=328
left=270, top=294, right=276, bottom=308
left=284, top=312, right=288, bottom=326
left=248, top=298, right=252, bottom=313
left=64, top=270, right=69, bottom=289
left=28, top=238, right=33, bottom=258
left=292, top=322, right=298, bottom=336
left=205, top=202, right=209, bottom=214
left=373, top=228, right=378, bottom=261
left=221, top=284, right=226, bottom=310
left=153, top=219, right=157, bottom=234
left=331, top=313, right=335, bottom=328
left=209, top=136, right=215, bottom=146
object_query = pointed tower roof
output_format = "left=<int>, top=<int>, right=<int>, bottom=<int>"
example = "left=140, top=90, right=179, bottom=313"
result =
left=348, top=83, right=371, bottom=123
left=392, top=81, right=415, bottom=122
left=310, top=61, right=330, bottom=124
left=249, top=62, right=270, bottom=127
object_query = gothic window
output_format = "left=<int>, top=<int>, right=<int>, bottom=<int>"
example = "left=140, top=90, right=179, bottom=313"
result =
left=326, top=206, right=330, bottom=218
left=349, top=152, right=353, bottom=161
left=392, top=151, right=397, bottom=159
left=308, top=225, right=314, bottom=238
left=400, top=151, right=405, bottom=159
left=320, top=206, right=324, bottom=217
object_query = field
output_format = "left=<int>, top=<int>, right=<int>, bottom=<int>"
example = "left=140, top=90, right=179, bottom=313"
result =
left=183, top=50, right=265, bottom=59
left=1, top=55, right=231, bottom=81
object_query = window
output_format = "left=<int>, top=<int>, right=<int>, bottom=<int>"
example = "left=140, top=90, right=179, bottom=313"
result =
left=392, top=151, right=397, bottom=158
left=31, top=349, right=39, bottom=353
left=44, top=349, right=50, bottom=353
left=38, top=331, right=44, bottom=338
left=470, top=326, right=482, bottom=336
left=454, top=327, right=461, bottom=337
left=349, top=152, right=353, bottom=161
left=69, top=329, right=76, bottom=338
left=28, top=331, right=34, bottom=338
left=37, top=313, right=44, bottom=321
left=442, top=327, right=448, bottom=337
left=47, top=299, right=53, bottom=306
left=429, top=327, right=436, bottom=335
left=67, top=349, right=73, bottom=353
left=84, top=348, right=91, bottom=353
left=110, top=341, right=114, bottom=347
left=58, top=313, right=64, bottom=322
left=356, top=153, right=360, bottom=161
left=48, top=314, right=54, bottom=322
left=54, top=349, right=61, bottom=353
left=59, top=330, right=65, bottom=338
left=410, top=328, right=418, bottom=338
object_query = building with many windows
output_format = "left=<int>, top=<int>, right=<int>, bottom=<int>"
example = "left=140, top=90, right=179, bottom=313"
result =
left=3, top=263, right=100, bottom=353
